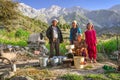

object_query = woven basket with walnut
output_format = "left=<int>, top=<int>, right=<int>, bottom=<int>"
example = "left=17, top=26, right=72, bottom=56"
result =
left=73, top=39, right=88, bottom=57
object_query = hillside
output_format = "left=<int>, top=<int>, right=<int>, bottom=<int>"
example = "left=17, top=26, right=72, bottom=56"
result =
left=0, top=0, right=48, bottom=33
left=11, top=14, right=48, bottom=32
left=0, top=0, right=49, bottom=46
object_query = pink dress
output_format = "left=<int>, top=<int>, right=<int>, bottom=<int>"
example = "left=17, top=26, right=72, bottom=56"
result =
left=85, top=29, right=97, bottom=60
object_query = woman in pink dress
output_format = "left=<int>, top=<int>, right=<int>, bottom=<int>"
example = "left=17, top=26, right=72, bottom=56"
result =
left=85, top=23, right=97, bottom=63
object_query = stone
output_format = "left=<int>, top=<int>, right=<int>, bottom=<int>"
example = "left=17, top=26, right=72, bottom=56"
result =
left=1, top=52, right=16, bottom=61
left=14, top=46, right=20, bottom=50
left=10, top=76, right=33, bottom=80
left=113, top=51, right=119, bottom=56
left=0, top=71, right=15, bottom=80
left=24, top=47, right=30, bottom=51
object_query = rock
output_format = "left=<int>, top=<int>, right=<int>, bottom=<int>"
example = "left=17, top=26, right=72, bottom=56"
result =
left=0, top=71, right=15, bottom=80
left=21, top=48, right=25, bottom=51
left=0, top=71, right=9, bottom=80
left=14, top=46, right=20, bottom=51
left=45, top=77, right=57, bottom=80
left=1, top=53, right=16, bottom=61
left=10, top=76, right=33, bottom=80
left=24, top=47, right=30, bottom=51
left=27, top=52, right=35, bottom=57
left=28, top=33, right=42, bottom=43
left=113, top=51, right=120, bottom=56
left=7, top=45, right=12, bottom=49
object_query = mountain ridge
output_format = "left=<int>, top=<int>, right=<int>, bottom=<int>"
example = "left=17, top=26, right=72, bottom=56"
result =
left=18, top=3, right=120, bottom=30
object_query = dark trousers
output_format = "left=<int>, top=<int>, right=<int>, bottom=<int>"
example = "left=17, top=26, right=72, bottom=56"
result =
left=50, top=39, right=60, bottom=58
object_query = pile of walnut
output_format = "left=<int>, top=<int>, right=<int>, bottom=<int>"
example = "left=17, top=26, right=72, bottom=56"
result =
left=72, top=39, right=88, bottom=57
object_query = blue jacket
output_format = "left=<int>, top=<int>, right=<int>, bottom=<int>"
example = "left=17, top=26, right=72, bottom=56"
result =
left=70, top=27, right=82, bottom=41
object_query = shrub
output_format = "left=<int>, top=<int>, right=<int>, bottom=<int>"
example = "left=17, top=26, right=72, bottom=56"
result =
left=15, top=28, right=29, bottom=39
left=85, top=74, right=110, bottom=80
left=16, top=40, right=28, bottom=47
left=97, top=38, right=120, bottom=54
left=7, top=31, right=15, bottom=38
left=61, top=74, right=84, bottom=80
left=0, top=39, right=28, bottom=47
left=106, top=73, right=120, bottom=80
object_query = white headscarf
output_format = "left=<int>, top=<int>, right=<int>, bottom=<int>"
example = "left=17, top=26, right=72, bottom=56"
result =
left=72, top=20, right=77, bottom=24
left=52, top=19, right=58, bottom=23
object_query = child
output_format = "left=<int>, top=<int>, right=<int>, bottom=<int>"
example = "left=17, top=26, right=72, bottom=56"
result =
left=70, top=20, right=82, bottom=44
left=85, top=23, right=97, bottom=63
left=73, top=35, right=88, bottom=63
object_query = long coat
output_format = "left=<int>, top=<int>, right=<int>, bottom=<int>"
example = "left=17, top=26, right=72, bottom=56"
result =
left=46, top=25, right=63, bottom=43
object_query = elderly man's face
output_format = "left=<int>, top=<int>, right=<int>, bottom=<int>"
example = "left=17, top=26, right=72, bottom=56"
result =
left=52, top=20, right=57, bottom=26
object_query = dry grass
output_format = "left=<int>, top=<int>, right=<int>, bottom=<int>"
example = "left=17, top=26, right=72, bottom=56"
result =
left=14, top=68, right=53, bottom=80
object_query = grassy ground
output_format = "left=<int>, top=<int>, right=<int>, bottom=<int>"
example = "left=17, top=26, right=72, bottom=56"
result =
left=7, top=67, right=120, bottom=80
left=61, top=73, right=120, bottom=80
left=0, top=27, right=119, bottom=54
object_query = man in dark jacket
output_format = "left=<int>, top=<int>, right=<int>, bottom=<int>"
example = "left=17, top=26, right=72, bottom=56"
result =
left=46, top=19, right=63, bottom=58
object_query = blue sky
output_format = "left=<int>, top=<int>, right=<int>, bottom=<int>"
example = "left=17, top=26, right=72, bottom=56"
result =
left=18, top=0, right=120, bottom=10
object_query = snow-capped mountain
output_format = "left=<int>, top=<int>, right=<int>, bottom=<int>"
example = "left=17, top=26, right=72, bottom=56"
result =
left=109, top=4, right=120, bottom=13
left=18, top=3, right=88, bottom=17
left=86, top=10, right=120, bottom=27
left=18, top=3, right=38, bottom=18
left=18, top=3, right=120, bottom=29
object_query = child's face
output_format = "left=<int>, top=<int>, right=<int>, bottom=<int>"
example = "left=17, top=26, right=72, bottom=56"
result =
left=72, top=22, right=77, bottom=27
left=87, top=24, right=92, bottom=30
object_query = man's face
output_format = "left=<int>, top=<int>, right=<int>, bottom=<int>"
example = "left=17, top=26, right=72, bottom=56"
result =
left=52, top=20, right=57, bottom=26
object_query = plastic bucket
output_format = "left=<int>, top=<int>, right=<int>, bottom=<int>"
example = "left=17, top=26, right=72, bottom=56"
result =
left=74, top=56, right=84, bottom=69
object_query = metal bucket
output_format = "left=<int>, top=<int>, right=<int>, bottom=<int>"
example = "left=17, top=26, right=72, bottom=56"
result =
left=62, top=56, right=67, bottom=61
left=58, top=56, right=63, bottom=64
left=39, top=56, right=48, bottom=67
left=50, top=56, right=59, bottom=66
left=57, top=56, right=67, bottom=64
